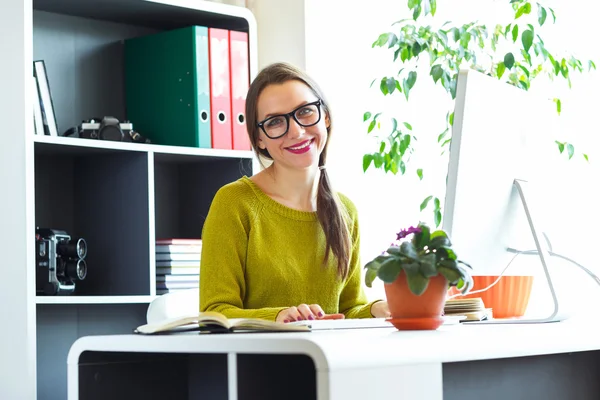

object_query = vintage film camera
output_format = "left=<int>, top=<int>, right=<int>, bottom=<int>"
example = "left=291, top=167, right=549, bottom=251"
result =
left=36, top=228, right=88, bottom=295
left=63, top=116, right=151, bottom=143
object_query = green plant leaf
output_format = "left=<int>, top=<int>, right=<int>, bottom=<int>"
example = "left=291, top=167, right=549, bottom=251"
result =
left=589, top=60, right=596, bottom=71
left=373, top=153, right=384, bottom=168
left=420, top=195, right=432, bottom=211
left=521, top=30, right=534, bottom=53
left=430, top=64, right=444, bottom=83
left=430, top=0, right=437, bottom=16
left=419, top=253, right=438, bottom=277
left=436, top=245, right=457, bottom=260
left=422, top=0, right=431, bottom=16
left=414, top=224, right=430, bottom=250
left=515, top=3, right=531, bottom=19
left=430, top=229, right=448, bottom=240
left=438, top=265, right=461, bottom=284
left=377, top=258, right=403, bottom=283
left=437, top=128, right=449, bottom=143
left=439, top=258, right=458, bottom=269
left=400, top=241, right=418, bottom=260
left=412, top=4, right=422, bottom=20
left=399, top=160, right=406, bottom=174
left=386, top=245, right=402, bottom=255
left=549, top=7, right=556, bottom=23
left=537, top=5, right=547, bottom=26
left=417, top=168, right=423, bottom=180
left=379, top=141, right=386, bottom=153
left=567, top=143, right=574, bottom=159
left=412, top=41, right=422, bottom=57
left=380, top=78, right=389, bottom=95
left=365, top=267, right=378, bottom=287
left=429, top=235, right=451, bottom=250
left=497, top=61, right=506, bottom=78
left=555, top=140, right=565, bottom=153
left=403, top=122, right=413, bottom=130
left=504, top=52, right=515, bottom=69
left=405, top=268, right=429, bottom=295
left=362, top=154, right=373, bottom=172
left=553, top=98, right=561, bottom=114
left=584, top=153, right=589, bottom=162
left=386, top=77, right=397, bottom=94
left=511, top=24, right=518, bottom=42
left=434, top=210, right=442, bottom=227
left=407, top=0, right=419, bottom=9
left=407, top=71, right=417, bottom=89
left=363, top=112, right=371, bottom=122
left=368, top=119, right=376, bottom=133
left=449, top=112, right=454, bottom=126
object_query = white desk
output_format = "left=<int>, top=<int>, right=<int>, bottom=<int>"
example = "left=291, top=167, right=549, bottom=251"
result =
left=67, top=316, right=600, bottom=400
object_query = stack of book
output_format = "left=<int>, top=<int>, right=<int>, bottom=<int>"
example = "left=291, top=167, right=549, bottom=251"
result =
left=444, top=297, right=493, bottom=321
left=155, top=238, right=202, bottom=295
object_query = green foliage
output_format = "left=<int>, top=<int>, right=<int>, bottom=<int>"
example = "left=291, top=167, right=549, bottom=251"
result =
left=364, top=222, right=473, bottom=295
left=363, top=0, right=595, bottom=227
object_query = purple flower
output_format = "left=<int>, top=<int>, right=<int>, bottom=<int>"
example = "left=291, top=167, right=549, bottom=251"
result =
left=396, top=226, right=422, bottom=241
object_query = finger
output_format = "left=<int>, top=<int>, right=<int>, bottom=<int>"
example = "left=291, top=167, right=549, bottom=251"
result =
left=287, top=306, right=301, bottom=321
left=296, top=304, right=315, bottom=320
left=309, top=304, right=325, bottom=319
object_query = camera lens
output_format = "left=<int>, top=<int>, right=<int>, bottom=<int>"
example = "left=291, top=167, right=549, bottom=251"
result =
left=65, top=259, right=87, bottom=281
left=76, top=238, right=87, bottom=259
left=58, top=238, right=87, bottom=259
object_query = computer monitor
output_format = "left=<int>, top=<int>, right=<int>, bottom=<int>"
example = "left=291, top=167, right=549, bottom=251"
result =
left=442, top=69, right=570, bottom=324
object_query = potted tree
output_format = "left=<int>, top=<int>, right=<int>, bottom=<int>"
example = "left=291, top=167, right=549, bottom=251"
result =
left=365, top=222, right=473, bottom=330
left=362, top=0, right=595, bottom=227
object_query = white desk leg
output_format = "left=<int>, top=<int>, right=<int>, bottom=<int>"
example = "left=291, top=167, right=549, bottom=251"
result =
left=228, top=352, right=238, bottom=400
left=68, top=362, right=79, bottom=400
left=319, top=363, right=443, bottom=400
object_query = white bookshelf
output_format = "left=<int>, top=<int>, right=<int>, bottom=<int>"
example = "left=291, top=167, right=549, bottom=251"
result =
left=36, top=295, right=157, bottom=304
left=0, top=0, right=258, bottom=398
left=34, top=134, right=255, bottom=160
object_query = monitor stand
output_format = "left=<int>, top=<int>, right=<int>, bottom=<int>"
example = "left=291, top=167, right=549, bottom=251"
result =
left=464, top=179, right=570, bottom=325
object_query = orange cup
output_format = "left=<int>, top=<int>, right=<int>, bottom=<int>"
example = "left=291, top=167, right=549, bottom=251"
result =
left=448, top=275, right=534, bottom=318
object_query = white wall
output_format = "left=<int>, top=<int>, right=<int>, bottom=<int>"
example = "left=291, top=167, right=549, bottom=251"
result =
left=249, top=0, right=600, bottom=309
left=247, top=0, right=307, bottom=70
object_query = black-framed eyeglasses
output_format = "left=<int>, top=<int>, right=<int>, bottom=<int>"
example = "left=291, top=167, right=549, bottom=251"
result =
left=257, top=99, right=323, bottom=139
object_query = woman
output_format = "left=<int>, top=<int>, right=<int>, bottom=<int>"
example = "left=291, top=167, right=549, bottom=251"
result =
left=199, top=62, right=389, bottom=323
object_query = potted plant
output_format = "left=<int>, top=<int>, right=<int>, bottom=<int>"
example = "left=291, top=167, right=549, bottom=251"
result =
left=365, top=222, right=473, bottom=330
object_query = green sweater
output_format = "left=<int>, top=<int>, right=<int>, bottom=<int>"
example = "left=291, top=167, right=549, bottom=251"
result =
left=199, top=176, right=378, bottom=321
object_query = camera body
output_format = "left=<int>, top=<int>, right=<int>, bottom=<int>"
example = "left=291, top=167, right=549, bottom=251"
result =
left=64, top=116, right=151, bottom=143
left=36, top=228, right=88, bottom=296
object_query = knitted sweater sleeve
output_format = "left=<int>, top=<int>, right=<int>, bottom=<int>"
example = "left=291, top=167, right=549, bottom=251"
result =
left=337, top=195, right=381, bottom=319
left=199, top=184, right=286, bottom=321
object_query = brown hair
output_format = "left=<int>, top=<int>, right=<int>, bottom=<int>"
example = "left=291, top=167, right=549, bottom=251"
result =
left=245, top=62, right=352, bottom=280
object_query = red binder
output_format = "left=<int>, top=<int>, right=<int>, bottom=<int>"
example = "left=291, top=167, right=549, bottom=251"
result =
left=229, top=30, right=251, bottom=150
left=208, top=28, right=233, bottom=149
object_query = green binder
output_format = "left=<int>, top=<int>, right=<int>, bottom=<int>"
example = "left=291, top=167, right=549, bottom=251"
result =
left=124, top=26, right=211, bottom=148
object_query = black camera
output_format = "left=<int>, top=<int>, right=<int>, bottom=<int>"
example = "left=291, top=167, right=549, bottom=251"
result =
left=63, top=116, right=151, bottom=143
left=36, top=228, right=88, bottom=296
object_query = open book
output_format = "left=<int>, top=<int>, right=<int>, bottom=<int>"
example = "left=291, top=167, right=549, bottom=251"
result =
left=134, top=311, right=311, bottom=334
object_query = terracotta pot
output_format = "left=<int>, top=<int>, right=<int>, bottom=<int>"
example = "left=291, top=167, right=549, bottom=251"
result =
left=384, top=270, right=449, bottom=330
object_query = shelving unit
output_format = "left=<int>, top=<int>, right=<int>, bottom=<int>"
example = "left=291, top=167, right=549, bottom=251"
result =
left=1, top=0, right=258, bottom=398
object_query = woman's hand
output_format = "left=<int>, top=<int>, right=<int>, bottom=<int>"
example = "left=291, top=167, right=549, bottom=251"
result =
left=370, top=300, right=391, bottom=318
left=276, top=303, right=325, bottom=323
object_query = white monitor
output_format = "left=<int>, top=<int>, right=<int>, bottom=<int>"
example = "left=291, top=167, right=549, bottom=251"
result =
left=442, top=69, right=570, bottom=324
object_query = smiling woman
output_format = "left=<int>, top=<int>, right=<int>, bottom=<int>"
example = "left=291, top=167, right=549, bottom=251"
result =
left=199, top=62, right=391, bottom=323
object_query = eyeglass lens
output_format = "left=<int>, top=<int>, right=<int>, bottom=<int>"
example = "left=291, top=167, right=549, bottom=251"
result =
left=263, top=103, right=321, bottom=138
